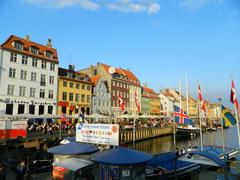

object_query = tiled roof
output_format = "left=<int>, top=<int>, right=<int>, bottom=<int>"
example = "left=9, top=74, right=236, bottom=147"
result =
left=1, top=35, right=58, bottom=63
left=90, top=75, right=100, bottom=86
left=120, top=68, right=140, bottom=86
left=143, top=87, right=155, bottom=94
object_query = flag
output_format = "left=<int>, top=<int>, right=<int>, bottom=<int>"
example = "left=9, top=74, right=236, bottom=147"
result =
left=221, top=105, right=236, bottom=127
left=61, top=114, right=71, bottom=125
left=174, top=105, right=193, bottom=125
left=230, top=80, right=239, bottom=110
left=198, top=85, right=206, bottom=112
left=118, top=96, right=125, bottom=112
left=134, top=91, right=140, bottom=113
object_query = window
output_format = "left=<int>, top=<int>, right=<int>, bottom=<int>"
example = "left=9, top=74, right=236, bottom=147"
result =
left=76, top=84, right=80, bottom=89
left=62, top=92, right=67, bottom=100
left=9, top=68, right=16, bottom=78
left=14, top=42, right=23, bottom=51
left=98, top=100, right=101, bottom=106
left=19, top=86, right=26, bottom=97
left=41, top=61, right=47, bottom=69
left=94, top=100, right=96, bottom=106
left=49, top=90, right=53, bottom=99
left=87, top=85, right=91, bottom=91
left=113, top=90, right=115, bottom=97
left=40, top=89, right=45, bottom=98
left=69, top=93, right=73, bottom=101
left=22, top=55, right=28, bottom=65
left=70, top=82, right=74, bottom=88
left=20, top=70, right=27, bottom=80
left=106, top=101, right=109, bottom=107
left=116, top=82, right=119, bottom=87
left=82, top=84, right=85, bottom=90
left=87, top=95, right=90, bottom=103
left=49, top=76, right=54, bottom=84
left=63, top=81, right=67, bottom=87
left=81, top=94, right=85, bottom=102
left=112, top=80, right=115, bottom=87
left=48, top=106, right=53, bottom=114
left=120, top=82, right=122, bottom=88
left=10, top=53, right=17, bottom=62
left=50, top=63, right=55, bottom=71
left=31, top=72, right=37, bottom=81
left=7, top=85, right=14, bottom=95
left=31, top=47, right=39, bottom=55
left=46, top=51, right=52, bottom=59
left=32, top=58, right=38, bottom=67
left=75, top=94, right=80, bottom=102
left=40, top=74, right=46, bottom=86
left=30, top=88, right=36, bottom=97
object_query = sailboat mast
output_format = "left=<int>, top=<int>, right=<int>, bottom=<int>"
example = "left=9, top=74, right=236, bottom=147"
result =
left=179, top=80, right=182, bottom=110
left=186, top=74, right=189, bottom=114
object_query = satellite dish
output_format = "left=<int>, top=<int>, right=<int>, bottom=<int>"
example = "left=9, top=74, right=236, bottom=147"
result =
left=108, top=67, right=115, bottom=74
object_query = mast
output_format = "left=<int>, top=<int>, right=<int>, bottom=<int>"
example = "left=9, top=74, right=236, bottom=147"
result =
left=186, top=74, right=189, bottom=115
left=179, top=80, right=182, bottom=110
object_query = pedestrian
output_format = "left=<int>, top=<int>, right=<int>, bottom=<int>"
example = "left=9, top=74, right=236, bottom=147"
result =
left=16, top=161, right=26, bottom=180
left=0, top=163, right=6, bottom=180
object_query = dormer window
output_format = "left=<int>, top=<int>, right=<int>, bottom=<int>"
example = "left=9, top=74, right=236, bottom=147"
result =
left=14, top=41, right=23, bottom=51
left=31, top=46, right=39, bottom=55
left=45, top=50, right=53, bottom=59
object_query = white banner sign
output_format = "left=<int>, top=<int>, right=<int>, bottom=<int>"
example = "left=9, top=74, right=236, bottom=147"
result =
left=76, top=123, right=119, bottom=146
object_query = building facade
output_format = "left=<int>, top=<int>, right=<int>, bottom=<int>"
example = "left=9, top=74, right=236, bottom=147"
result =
left=141, top=87, right=151, bottom=115
left=79, top=63, right=130, bottom=117
left=121, top=68, right=141, bottom=115
left=57, top=66, right=92, bottom=115
left=91, top=75, right=111, bottom=115
left=0, top=35, right=58, bottom=115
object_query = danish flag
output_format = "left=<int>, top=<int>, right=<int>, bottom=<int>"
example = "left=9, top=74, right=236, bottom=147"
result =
left=230, top=80, right=239, bottom=110
left=198, top=85, right=206, bottom=112
left=118, top=95, right=125, bottom=112
left=134, top=91, right=141, bottom=113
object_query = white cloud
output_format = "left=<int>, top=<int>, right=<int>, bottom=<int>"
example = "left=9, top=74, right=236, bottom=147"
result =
left=22, top=0, right=160, bottom=14
left=180, top=0, right=224, bottom=10
left=22, top=0, right=99, bottom=10
left=106, top=0, right=160, bottom=14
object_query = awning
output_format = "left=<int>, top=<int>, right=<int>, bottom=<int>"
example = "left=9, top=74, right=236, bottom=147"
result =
left=48, top=142, right=98, bottom=155
left=52, top=157, right=93, bottom=171
left=91, top=147, right=153, bottom=165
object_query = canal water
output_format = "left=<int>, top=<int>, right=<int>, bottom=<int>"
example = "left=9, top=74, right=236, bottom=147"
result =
left=129, top=126, right=239, bottom=156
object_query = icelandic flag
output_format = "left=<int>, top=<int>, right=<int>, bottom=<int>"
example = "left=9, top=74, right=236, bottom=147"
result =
left=174, top=105, right=193, bottom=125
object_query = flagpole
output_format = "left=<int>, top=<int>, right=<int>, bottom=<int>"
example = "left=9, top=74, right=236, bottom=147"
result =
left=234, top=105, right=240, bottom=149
left=218, top=98, right=226, bottom=155
left=186, top=74, right=189, bottom=115
left=198, top=103, right=203, bottom=151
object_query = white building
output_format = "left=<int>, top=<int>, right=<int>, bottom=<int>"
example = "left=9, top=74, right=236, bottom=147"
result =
left=0, top=35, right=59, bottom=115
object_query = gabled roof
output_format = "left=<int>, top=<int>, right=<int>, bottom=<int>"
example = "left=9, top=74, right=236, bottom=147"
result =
left=90, top=75, right=101, bottom=86
left=143, top=87, right=155, bottom=94
left=101, top=63, right=123, bottom=75
left=1, top=35, right=58, bottom=62
left=120, top=68, right=140, bottom=86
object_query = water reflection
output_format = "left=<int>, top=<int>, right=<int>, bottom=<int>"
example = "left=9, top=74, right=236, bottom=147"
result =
left=129, top=126, right=239, bottom=155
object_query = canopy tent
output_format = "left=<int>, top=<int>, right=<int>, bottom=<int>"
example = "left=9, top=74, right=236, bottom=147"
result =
left=91, top=147, right=153, bottom=165
left=52, top=157, right=93, bottom=171
left=48, top=142, right=98, bottom=155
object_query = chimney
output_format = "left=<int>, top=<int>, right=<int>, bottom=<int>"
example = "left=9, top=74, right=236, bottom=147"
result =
left=69, top=65, right=75, bottom=71
left=47, top=38, right=52, bottom=47
left=24, top=35, right=30, bottom=41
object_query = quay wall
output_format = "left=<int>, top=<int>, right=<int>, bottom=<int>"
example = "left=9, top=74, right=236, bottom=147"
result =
left=119, top=126, right=173, bottom=144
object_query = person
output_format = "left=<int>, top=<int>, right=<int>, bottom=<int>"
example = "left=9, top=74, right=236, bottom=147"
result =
left=0, top=163, right=6, bottom=180
left=16, top=161, right=26, bottom=180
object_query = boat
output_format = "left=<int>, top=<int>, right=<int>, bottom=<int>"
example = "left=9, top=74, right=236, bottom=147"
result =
left=176, top=125, right=200, bottom=138
left=206, top=127, right=217, bottom=132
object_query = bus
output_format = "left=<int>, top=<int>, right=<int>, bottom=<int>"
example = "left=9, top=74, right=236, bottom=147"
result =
left=0, top=118, right=28, bottom=140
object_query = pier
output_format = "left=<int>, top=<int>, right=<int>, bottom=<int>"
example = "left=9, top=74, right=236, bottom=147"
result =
left=120, top=126, right=173, bottom=144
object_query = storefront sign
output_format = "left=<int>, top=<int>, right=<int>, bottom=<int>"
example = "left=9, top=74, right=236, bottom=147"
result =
left=76, top=123, right=119, bottom=146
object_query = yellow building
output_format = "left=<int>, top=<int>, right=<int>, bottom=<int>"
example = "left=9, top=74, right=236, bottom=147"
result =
left=188, top=96, right=198, bottom=118
left=143, top=86, right=160, bottom=115
left=57, top=66, right=92, bottom=115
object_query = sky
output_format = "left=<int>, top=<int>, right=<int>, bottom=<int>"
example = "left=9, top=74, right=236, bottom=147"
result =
left=0, top=0, right=240, bottom=106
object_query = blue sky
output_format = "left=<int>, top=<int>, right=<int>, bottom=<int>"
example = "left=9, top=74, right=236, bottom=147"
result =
left=0, top=0, right=240, bottom=106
